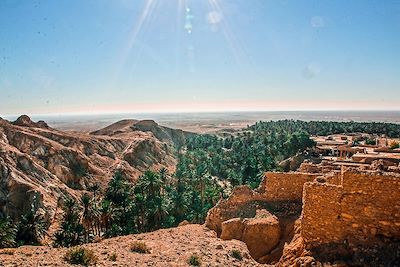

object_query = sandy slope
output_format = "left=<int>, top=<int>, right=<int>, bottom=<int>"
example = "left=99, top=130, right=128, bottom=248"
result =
left=0, top=224, right=261, bottom=267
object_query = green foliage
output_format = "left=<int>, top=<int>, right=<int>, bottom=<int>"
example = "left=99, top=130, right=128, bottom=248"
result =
left=16, top=210, right=47, bottom=246
left=130, top=241, right=150, bottom=254
left=365, top=138, right=377, bottom=145
left=105, top=171, right=131, bottom=206
left=181, top=121, right=316, bottom=190
left=63, top=246, right=98, bottom=266
left=0, top=216, right=17, bottom=248
left=250, top=120, right=400, bottom=137
left=188, top=254, right=201, bottom=266
left=134, top=170, right=171, bottom=232
left=103, top=171, right=136, bottom=237
left=80, top=193, right=100, bottom=242
left=230, top=249, right=243, bottom=260
left=54, top=198, right=86, bottom=247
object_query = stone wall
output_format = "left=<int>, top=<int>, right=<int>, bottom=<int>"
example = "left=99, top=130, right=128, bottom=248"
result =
left=258, top=172, right=320, bottom=201
left=205, top=186, right=265, bottom=235
left=301, top=171, right=400, bottom=246
left=206, top=171, right=315, bottom=236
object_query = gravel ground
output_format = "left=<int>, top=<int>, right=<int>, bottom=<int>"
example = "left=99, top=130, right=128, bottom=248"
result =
left=0, top=224, right=261, bottom=267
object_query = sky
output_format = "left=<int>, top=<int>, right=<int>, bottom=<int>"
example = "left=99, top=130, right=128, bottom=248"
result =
left=0, top=0, right=399, bottom=115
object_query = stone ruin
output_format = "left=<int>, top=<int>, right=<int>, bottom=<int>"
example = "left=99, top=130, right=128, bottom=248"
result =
left=205, top=170, right=400, bottom=265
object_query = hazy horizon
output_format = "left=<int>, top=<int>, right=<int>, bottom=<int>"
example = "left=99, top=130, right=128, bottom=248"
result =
left=1, top=1, right=400, bottom=114
left=3, top=110, right=400, bottom=133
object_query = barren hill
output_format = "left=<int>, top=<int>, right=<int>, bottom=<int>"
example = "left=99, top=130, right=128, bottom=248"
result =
left=0, top=115, right=187, bottom=224
left=91, top=119, right=195, bottom=148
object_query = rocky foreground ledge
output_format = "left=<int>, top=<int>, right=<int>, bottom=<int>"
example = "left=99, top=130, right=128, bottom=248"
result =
left=0, top=224, right=261, bottom=267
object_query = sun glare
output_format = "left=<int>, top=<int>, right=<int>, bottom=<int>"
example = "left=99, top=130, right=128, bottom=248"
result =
left=114, top=0, right=251, bottom=80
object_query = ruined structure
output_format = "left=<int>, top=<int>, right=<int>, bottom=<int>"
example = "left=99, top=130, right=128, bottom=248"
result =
left=302, top=171, right=400, bottom=253
left=206, top=170, right=400, bottom=265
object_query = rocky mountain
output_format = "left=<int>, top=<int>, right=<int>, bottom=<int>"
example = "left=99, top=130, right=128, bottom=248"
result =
left=0, top=115, right=189, bottom=224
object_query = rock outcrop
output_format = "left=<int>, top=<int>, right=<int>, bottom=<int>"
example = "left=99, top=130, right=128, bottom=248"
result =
left=220, top=211, right=281, bottom=260
left=206, top=173, right=305, bottom=263
left=242, top=215, right=281, bottom=260
left=221, top=218, right=244, bottom=240
left=12, top=115, right=49, bottom=129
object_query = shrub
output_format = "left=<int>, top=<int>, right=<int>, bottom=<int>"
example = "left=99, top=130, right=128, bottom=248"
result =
left=188, top=254, right=201, bottom=266
left=16, top=210, right=48, bottom=246
left=130, top=241, right=150, bottom=254
left=0, top=216, right=16, bottom=248
left=109, top=252, right=117, bottom=261
left=230, top=249, right=243, bottom=260
left=390, top=141, right=399, bottom=149
left=64, top=246, right=98, bottom=266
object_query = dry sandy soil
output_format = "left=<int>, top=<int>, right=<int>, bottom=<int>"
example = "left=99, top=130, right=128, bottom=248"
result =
left=0, top=224, right=261, bottom=267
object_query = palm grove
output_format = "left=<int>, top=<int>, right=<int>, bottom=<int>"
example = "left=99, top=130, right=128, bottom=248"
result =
left=2, top=120, right=400, bottom=248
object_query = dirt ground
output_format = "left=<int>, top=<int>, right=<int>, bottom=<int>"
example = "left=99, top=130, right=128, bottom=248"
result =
left=0, top=224, right=261, bottom=267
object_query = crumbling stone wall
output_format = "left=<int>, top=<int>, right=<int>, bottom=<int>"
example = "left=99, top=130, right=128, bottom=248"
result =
left=301, top=171, right=400, bottom=247
left=206, top=171, right=315, bottom=236
left=258, top=172, right=320, bottom=201
left=205, top=186, right=265, bottom=235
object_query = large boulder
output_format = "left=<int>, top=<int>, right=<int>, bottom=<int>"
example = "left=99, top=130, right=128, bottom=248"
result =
left=242, top=216, right=281, bottom=260
left=219, top=212, right=282, bottom=261
left=221, top=218, right=244, bottom=240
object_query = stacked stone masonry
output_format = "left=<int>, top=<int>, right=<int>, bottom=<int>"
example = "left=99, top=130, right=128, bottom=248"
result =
left=258, top=172, right=320, bottom=201
left=301, top=171, right=400, bottom=247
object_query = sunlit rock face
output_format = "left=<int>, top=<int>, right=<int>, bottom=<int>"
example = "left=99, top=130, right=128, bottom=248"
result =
left=220, top=212, right=281, bottom=261
left=0, top=116, right=186, bottom=224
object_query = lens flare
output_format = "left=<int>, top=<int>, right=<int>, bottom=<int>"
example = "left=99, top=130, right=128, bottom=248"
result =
left=207, top=0, right=253, bottom=75
left=114, top=0, right=252, bottom=81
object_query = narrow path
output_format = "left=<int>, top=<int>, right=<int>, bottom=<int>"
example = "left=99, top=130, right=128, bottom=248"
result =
left=106, top=139, right=135, bottom=176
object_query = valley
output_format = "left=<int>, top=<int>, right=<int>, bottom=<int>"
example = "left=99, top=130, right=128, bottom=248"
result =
left=0, top=115, right=399, bottom=266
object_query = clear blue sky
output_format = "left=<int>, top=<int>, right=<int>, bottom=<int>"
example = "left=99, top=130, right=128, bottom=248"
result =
left=1, top=0, right=399, bottom=115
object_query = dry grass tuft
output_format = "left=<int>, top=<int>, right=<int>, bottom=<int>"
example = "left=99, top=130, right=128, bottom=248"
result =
left=63, top=246, right=98, bottom=266
left=130, top=241, right=150, bottom=254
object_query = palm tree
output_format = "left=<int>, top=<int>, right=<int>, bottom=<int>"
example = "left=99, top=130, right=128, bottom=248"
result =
left=135, top=171, right=167, bottom=231
left=106, top=171, right=130, bottom=206
left=16, top=210, right=47, bottom=245
left=159, top=167, right=169, bottom=194
left=80, top=193, right=95, bottom=242
left=99, top=200, right=114, bottom=234
left=89, top=183, right=101, bottom=199
left=0, top=216, right=16, bottom=248
left=54, top=198, right=85, bottom=247
left=171, top=175, right=190, bottom=223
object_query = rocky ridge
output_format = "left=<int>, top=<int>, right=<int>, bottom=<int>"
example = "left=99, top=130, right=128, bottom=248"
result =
left=0, top=115, right=189, bottom=224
